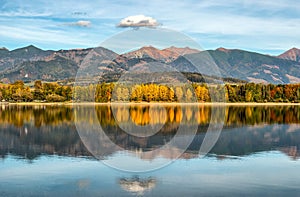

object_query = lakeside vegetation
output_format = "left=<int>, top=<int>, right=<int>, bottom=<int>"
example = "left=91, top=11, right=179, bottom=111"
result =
left=0, top=80, right=299, bottom=103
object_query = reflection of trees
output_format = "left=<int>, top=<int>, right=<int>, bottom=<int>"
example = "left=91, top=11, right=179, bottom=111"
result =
left=0, top=105, right=299, bottom=161
left=0, top=106, right=74, bottom=127
left=225, top=106, right=300, bottom=126
left=95, top=105, right=300, bottom=126
left=0, top=105, right=299, bottom=127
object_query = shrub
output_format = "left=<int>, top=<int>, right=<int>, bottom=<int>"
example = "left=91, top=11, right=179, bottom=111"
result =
left=46, top=94, right=65, bottom=102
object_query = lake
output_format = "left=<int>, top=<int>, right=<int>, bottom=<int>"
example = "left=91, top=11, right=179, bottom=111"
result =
left=0, top=104, right=299, bottom=196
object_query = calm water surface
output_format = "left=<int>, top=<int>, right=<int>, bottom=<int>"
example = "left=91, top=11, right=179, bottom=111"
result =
left=0, top=105, right=299, bottom=196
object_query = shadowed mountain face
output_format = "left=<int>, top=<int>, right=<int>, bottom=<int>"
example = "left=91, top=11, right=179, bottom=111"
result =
left=203, top=48, right=300, bottom=84
left=0, top=45, right=300, bottom=84
left=0, top=45, right=53, bottom=73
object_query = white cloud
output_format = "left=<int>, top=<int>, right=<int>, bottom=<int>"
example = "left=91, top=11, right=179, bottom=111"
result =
left=117, top=15, right=160, bottom=28
left=64, top=20, right=91, bottom=27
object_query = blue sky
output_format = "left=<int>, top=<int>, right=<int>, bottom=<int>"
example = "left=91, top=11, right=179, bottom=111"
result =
left=0, top=0, right=300, bottom=55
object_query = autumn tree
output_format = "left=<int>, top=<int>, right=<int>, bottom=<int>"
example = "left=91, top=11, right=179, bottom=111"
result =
left=195, top=85, right=210, bottom=102
left=175, top=86, right=184, bottom=101
left=159, top=85, right=169, bottom=101
left=33, top=80, right=45, bottom=100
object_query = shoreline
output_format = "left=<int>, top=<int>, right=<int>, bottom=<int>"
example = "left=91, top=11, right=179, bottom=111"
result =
left=2, top=102, right=300, bottom=106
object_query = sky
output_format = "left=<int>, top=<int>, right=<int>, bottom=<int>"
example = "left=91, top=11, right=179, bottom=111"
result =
left=0, top=0, right=300, bottom=55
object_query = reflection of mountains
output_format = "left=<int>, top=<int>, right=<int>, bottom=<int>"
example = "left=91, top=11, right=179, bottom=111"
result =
left=0, top=124, right=91, bottom=160
left=0, top=105, right=299, bottom=160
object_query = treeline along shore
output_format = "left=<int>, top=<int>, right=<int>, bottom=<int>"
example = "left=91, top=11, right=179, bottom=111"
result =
left=0, top=80, right=299, bottom=103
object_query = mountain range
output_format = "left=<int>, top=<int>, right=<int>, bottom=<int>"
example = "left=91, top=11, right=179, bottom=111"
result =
left=0, top=45, right=300, bottom=84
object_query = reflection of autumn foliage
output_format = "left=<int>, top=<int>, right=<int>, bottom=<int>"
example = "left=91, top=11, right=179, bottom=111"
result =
left=0, top=106, right=74, bottom=127
left=101, top=105, right=300, bottom=126
left=0, top=105, right=299, bottom=127
left=0, top=106, right=299, bottom=161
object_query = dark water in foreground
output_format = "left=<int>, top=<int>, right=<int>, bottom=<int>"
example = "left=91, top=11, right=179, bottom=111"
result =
left=0, top=105, right=299, bottom=196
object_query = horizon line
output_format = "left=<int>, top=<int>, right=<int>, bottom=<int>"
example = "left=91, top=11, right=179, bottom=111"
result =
left=1, top=44, right=298, bottom=56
